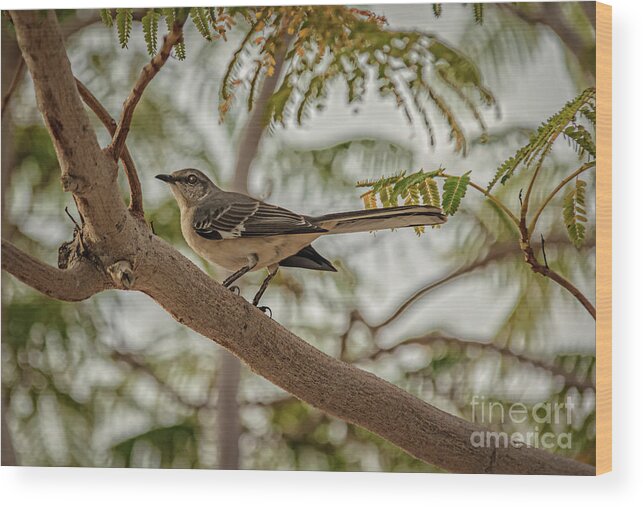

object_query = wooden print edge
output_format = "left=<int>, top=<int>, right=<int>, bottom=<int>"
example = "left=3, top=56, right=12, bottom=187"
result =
left=595, top=0, right=612, bottom=476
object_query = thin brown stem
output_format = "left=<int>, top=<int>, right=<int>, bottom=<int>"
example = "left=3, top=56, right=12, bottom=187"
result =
left=75, top=79, right=144, bottom=217
left=528, top=161, right=596, bottom=234
left=437, top=173, right=520, bottom=226
left=519, top=231, right=596, bottom=319
left=517, top=151, right=595, bottom=319
left=359, top=333, right=594, bottom=391
left=108, top=20, right=185, bottom=162
left=520, top=141, right=553, bottom=223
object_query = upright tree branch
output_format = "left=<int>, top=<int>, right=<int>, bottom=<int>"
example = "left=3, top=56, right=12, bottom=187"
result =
left=108, top=20, right=185, bottom=162
left=75, top=78, right=144, bottom=217
left=231, top=33, right=293, bottom=193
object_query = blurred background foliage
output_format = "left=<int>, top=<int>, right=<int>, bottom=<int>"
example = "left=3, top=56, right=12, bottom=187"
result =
left=2, top=2, right=596, bottom=471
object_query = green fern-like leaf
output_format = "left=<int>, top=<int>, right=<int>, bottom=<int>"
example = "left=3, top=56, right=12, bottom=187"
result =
left=580, top=105, right=596, bottom=127
left=397, top=170, right=440, bottom=198
left=174, top=41, right=186, bottom=60
left=405, top=184, right=421, bottom=206
left=142, top=10, right=160, bottom=56
left=100, top=9, right=113, bottom=27
left=473, top=4, right=484, bottom=24
left=432, top=4, right=442, bottom=18
left=379, top=184, right=395, bottom=208
left=115, top=8, right=133, bottom=48
left=356, top=172, right=406, bottom=190
left=562, top=178, right=587, bottom=248
left=162, top=8, right=175, bottom=31
left=487, top=88, right=596, bottom=191
left=564, top=124, right=596, bottom=158
left=362, top=191, right=377, bottom=209
left=419, top=177, right=441, bottom=207
left=441, top=171, right=471, bottom=215
left=190, top=7, right=212, bottom=40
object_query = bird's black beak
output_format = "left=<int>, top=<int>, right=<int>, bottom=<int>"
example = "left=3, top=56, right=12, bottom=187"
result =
left=155, top=174, right=174, bottom=183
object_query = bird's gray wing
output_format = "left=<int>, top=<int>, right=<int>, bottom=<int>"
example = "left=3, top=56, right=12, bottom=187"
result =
left=193, top=199, right=326, bottom=239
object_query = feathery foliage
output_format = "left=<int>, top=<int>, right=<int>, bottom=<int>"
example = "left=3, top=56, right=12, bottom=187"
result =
left=101, top=6, right=494, bottom=154
left=99, top=9, right=113, bottom=28
left=430, top=3, right=486, bottom=23
left=473, top=3, right=485, bottom=24
left=441, top=171, right=471, bottom=216
left=487, top=87, right=596, bottom=191
left=115, top=8, right=133, bottom=48
left=562, top=178, right=588, bottom=248
left=356, top=169, right=451, bottom=234
left=141, top=10, right=160, bottom=56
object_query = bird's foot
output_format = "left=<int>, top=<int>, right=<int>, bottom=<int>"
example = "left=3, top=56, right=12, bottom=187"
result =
left=228, top=285, right=241, bottom=295
left=256, top=306, right=272, bottom=318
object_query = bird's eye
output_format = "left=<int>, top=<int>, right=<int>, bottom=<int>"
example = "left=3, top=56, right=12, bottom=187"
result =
left=187, top=175, right=198, bottom=184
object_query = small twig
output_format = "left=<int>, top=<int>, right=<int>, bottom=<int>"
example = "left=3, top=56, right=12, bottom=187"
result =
left=519, top=232, right=596, bottom=319
left=356, top=333, right=595, bottom=392
left=64, top=205, right=81, bottom=230
left=1, top=57, right=26, bottom=119
left=108, top=20, right=185, bottom=162
left=112, top=350, right=215, bottom=410
left=63, top=205, right=87, bottom=255
left=540, top=234, right=549, bottom=269
left=436, top=173, right=520, bottom=227
left=75, top=78, right=144, bottom=217
left=528, top=161, right=595, bottom=234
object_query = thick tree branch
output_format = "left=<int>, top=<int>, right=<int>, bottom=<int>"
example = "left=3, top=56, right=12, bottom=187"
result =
left=232, top=33, right=294, bottom=193
left=134, top=236, right=593, bottom=475
left=4, top=9, right=595, bottom=475
left=2, top=239, right=110, bottom=301
left=108, top=20, right=185, bottom=162
left=75, top=78, right=144, bottom=217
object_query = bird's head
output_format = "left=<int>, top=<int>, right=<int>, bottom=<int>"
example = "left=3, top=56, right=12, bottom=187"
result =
left=156, top=168, right=219, bottom=207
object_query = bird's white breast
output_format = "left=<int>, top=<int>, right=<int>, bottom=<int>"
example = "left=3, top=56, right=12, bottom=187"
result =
left=180, top=207, right=322, bottom=271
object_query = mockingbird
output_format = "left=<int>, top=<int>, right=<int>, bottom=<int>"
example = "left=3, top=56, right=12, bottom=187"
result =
left=157, top=168, right=447, bottom=312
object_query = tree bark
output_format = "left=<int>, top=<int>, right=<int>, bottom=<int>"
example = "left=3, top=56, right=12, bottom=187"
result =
left=3, top=10, right=595, bottom=475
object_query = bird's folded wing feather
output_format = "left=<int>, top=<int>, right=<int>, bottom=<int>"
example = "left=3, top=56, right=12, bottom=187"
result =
left=193, top=201, right=326, bottom=239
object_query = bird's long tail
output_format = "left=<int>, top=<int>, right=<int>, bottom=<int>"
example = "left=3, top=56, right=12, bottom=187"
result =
left=312, top=205, right=447, bottom=235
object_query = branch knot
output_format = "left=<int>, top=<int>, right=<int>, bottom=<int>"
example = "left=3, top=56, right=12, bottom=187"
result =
left=107, top=260, right=135, bottom=289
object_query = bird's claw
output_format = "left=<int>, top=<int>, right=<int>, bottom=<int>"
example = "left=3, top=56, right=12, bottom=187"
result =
left=228, top=285, right=240, bottom=295
left=257, top=306, right=272, bottom=318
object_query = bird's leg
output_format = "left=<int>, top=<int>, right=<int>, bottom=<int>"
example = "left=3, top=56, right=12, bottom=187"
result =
left=252, top=265, right=279, bottom=313
left=223, top=255, right=258, bottom=290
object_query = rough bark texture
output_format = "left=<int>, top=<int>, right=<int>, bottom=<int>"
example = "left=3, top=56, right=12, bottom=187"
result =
left=2, top=10, right=596, bottom=475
